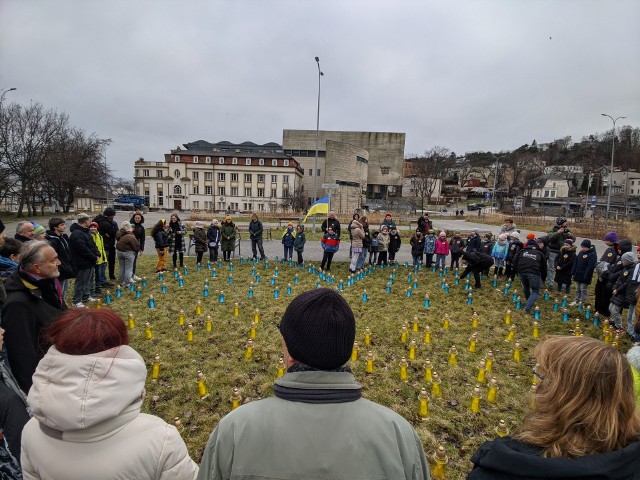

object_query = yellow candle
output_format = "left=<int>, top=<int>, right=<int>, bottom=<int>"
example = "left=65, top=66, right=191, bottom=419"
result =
left=197, top=371, right=208, bottom=399
left=505, top=309, right=511, bottom=325
left=245, top=339, right=254, bottom=359
left=128, top=313, right=135, bottom=329
left=431, top=372, right=442, bottom=398
left=364, top=327, right=371, bottom=346
left=206, top=315, right=212, bottom=332
left=470, top=385, right=481, bottom=413
left=448, top=345, right=458, bottom=366
left=234, top=302, right=239, bottom=317
left=485, top=351, right=494, bottom=372
left=401, top=325, right=408, bottom=344
left=513, top=342, right=522, bottom=362
left=424, top=359, right=433, bottom=382
left=432, top=446, right=448, bottom=479
left=254, top=309, right=260, bottom=324
left=151, top=354, right=160, bottom=379
left=351, top=341, right=359, bottom=361
left=412, top=315, right=419, bottom=332
left=178, top=309, right=185, bottom=326
left=366, top=351, right=374, bottom=373
left=476, top=361, right=487, bottom=383
left=468, top=332, right=477, bottom=352
left=418, top=388, right=429, bottom=419
left=400, top=357, right=408, bottom=382
left=532, top=321, right=539, bottom=339
left=487, top=377, right=498, bottom=403
left=145, top=322, right=153, bottom=340
left=495, top=419, right=509, bottom=437
left=471, top=312, right=479, bottom=328
left=408, top=339, right=417, bottom=360
left=196, top=300, right=203, bottom=315
left=442, top=314, right=450, bottom=330
left=231, top=387, right=241, bottom=410
left=424, top=325, right=432, bottom=344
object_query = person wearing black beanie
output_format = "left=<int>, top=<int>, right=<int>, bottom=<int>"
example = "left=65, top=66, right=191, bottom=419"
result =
left=197, top=288, right=430, bottom=480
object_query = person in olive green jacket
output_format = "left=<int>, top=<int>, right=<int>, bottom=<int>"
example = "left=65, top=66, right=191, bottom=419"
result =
left=220, top=216, right=237, bottom=262
left=197, top=288, right=430, bottom=480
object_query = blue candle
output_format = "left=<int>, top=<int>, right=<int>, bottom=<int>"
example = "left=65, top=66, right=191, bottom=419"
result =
left=173, top=269, right=179, bottom=278
left=115, top=287, right=122, bottom=298
left=515, top=298, right=522, bottom=310
left=207, top=261, right=212, bottom=270
left=212, top=268, right=217, bottom=278
left=593, top=312, right=600, bottom=327
left=141, top=277, right=147, bottom=287
left=229, top=263, right=234, bottom=272
left=543, top=291, right=550, bottom=301
left=228, top=275, right=233, bottom=285
left=183, top=266, right=188, bottom=275
left=251, top=268, right=256, bottom=276
left=385, top=284, right=391, bottom=293
left=562, top=310, right=569, bottom=322
left=203, top=287, right=209, bottom=297
left=413, top=280, right=418, bottom=289
left=362, top=291, right=368, bottom=302
left=553, top=300, right=559, bottom=312
left=443, top=284, right=449, bottom=294
left=406, top=288, right=412, bottom=298
left=248, top=287, right=253, bottom=298
left=161, top=283, right=167, bottom=294
left=274, top=268, right=279, bottom=277
left=467, top=293, right=473, bottom=305
left=105, top=292, right=112, bottom=304
left=158, top=273, right=164, bottom=282
left=287, top=284, right=292, bottom=295
left=148, top=296, right=155, bottom=308
left=255, top=274, right=260, bottom=283
left=492, top=278, right=498, bottom=287
left=339, top=281, right=344, bottom=291
left=274, top=288, right=279, bottom=299
left=294, top=274, right=299, bottom=284
left=315, top=281, right=321, bottom=289
left=130, top=283, right=136, bottom=293
left=178, top=277, right=184, bottom=287
left=424, top=296, right=430, bottom=308
left=534, top=309, right=540, bottom=320
left=135, top=287, right=142, bottom=299
left=219, top=291, right=225, bottom=303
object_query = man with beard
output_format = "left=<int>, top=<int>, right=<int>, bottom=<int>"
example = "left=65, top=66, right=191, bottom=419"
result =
left=1, top=241, right=66, bottom=393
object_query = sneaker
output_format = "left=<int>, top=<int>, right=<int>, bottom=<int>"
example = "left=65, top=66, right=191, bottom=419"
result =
left=614, top=327, right=625, bottom=334
left=568, top=301, right=577, bottom=307
left=132, top=275, right=142, bottom=281
left=73, top=302, right=86, bottom=308
left=85, top=297, right=98, bottom=303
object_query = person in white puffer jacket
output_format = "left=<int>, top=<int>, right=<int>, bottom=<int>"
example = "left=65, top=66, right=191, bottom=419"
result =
left=21, top=308, right=198, bottom=480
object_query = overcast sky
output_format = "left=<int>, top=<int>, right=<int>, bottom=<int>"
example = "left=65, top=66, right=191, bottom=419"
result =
left=2, top=0, right=638, bottom=179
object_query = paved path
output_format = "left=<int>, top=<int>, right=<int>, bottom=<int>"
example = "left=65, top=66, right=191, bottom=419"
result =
left=1, top=211, right=613, bottom=265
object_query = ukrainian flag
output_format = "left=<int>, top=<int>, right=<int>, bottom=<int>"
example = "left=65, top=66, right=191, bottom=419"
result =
left=302, top=196, right=330, bottom=223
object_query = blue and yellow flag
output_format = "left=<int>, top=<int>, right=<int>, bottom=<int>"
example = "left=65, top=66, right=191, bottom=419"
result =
left=302, top=196, right=330, bottom=223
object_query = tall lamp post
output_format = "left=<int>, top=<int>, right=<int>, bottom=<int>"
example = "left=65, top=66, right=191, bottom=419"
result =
left=312, top=56, right=324, bottom=232
left=491, top=154, right=505, bottom=213
left=0, top=87, right=16, bottom=104
left=601, top=113, right=626, bottom=219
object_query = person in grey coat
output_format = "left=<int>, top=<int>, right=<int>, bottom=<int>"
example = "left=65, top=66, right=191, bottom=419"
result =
left=197, top=288, right=430, bottom=480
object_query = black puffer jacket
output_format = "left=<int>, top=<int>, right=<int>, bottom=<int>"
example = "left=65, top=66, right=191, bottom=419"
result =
left=92, top=213, right=118, bottom=249
left=69, top=223, right=99, bottom=270
left=513, top=241, right=547, bottom=281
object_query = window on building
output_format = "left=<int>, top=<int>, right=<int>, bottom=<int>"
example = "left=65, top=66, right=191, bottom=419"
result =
left=174, top=156, right=180, bottom=162
left=244, top=188, right=252, bottom=196
left=257, top=174, right=265, bottom=183
left=231, top=187, right=238, bottom=196
left=156, top=170, right=163, bottom=178
left=135, top=169, right=139, bottom=177
left=271, top=188, right=277, bottom=198
left=218, top=186, right=226, bottom=196
left=144, top=190, right=150, bottom=205
left=230, top=202, right=239, bottom=211
left=259, top=158, right=264, bottom=165
left=258, top=203, right=264, bottom=211
left=246, top=158, right=251, bottom=165
left=174, top=169, right=181, bottom=179
left=257, top=188, right=264, bottom=197
left=283, top=159, right=289, bottom=166
left=193, top=201, right=199, bottom=209
left=309, top=169, right=313, bottom=176
left=194, top=156, right=199, bottom=163
left=205, top=186, right=212, bottom=195
left=231, top=173, right=238, bottom=182
left=244, top=174, right=252, bottom=182
left=193, top=171, right=199, bottom=180
left=143, top=169, right=149, bottom=177
left=205, top=156, right=211, bottom=164
left=272, top=159, right=278, bottom=166
left=217, top=201, right=226, bottom=210
left=193, top=186, right=199, bottom=194
left=232, top=158, right=238, bottom=165
left=356, top=156, right=368, bottom=164
left=218, top=172, right=225, bottom=181
left=271, top=175, right=277, bottom=183
left=219, top=157, right=225, bottom=164
left=205, top=172, right=212, bottom=181
left=550, top=191, right=556, bottom=198
left=283, top=175, right=289, bottom=184
left=205, top=201, right=213, bottom=210
left=174, top=185, right=182, bottom=195
left=158, top=196, right=164, bottom=206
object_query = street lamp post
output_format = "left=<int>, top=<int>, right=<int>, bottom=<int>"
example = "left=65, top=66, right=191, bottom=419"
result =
left=0, top=87, right=16, bottom=104
left=312, top=56, right=324, bottom=232
left=491, top=154, right=505, bottom=213
left=601, top=113, right=626, bottom=219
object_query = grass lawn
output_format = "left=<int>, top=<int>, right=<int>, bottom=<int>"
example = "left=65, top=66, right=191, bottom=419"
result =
left=104, top=255, right=621, bottom=479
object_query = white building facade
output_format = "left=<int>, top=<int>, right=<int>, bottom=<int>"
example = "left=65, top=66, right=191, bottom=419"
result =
left=134, top=141, right=303, bottom=213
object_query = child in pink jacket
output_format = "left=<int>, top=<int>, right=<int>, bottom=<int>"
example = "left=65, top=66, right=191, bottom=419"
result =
left=434, top=231, right=450, bottom=270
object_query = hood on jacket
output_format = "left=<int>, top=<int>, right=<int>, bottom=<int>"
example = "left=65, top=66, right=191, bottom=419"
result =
left=297, top=225, right=305, bottom=233
left=28, top=345, right=147, bottom=434
left=627, top=346, right=640, bottom=371
left=561, top=244, right=576, bottom=253
left=470, top=436, right=640, bottom=480
left=619, top=239, right=633, bottom=254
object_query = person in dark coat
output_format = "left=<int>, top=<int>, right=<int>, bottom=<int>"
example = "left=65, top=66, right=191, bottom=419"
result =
left=461, top=250, right=494, bottom=289
left=388, top=227, right=402, bottom=264
left=14, top=221, right=34, bottom=243
left=207, top=219, right=221, bottom=263
left=220, top=216, right=237, bottom=262
left=513, top=237, right=547, bottom=313
left=466, top=228, right=482, bottom=253
left=417, top=213, right=433, bottom=235
left=168, top=214, right=186, bottom=269
left=449, top=230, right=466, bottom=269
left=69, top=214, right=99, bottom=307
left=609, top=252, right=637, bottom=332
left=129, top=212, right=145, bottom=280
left=594, top=231, right=622, bottom=316
left=554, top=239, right=576, bottom=294
left=248, top=213, right=266, bottom=260
left=293, top=225, right=306, bottom=265
left=45, top=217, right=77, bottom=300
left=570, top=239, right=597, bottom=306
left=468, top=336, right=640, bottom=480
left=409, top=229, right=425, bottom=266
left=152, top=219, right=170, bottom=272
left=193, top=221, right=207, bottom=265
left=1, top=241, right=66, bottom=393
left=505, top=232, right=523, bottom=280
left=93, top=207, right=117, bottom=281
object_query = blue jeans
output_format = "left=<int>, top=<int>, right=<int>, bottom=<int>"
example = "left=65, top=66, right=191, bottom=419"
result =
left=356, top=247, right=368, bottom=270
left=519, top=272, right=541, bottom=311
left=95, top=263, right=107, bottom=289
left=283, top=246, right=293, bottom=261
left=117, top=250, right=136, bottom=286
left=627, top=304, right=638, bottom=340
left=435, top=254, right=446, bottom=269
left=251, top=239, right=265, bottom=259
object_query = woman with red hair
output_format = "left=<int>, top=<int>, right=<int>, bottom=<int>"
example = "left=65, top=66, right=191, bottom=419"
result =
left=20, top=309, right=198, bottom=479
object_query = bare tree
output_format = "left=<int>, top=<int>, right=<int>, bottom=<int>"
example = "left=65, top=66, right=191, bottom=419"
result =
left=281, top=184, right=306, bottom=212
left=406, top=146, right=453, bottom=211
left=0, top=102, right=69, bottom=216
